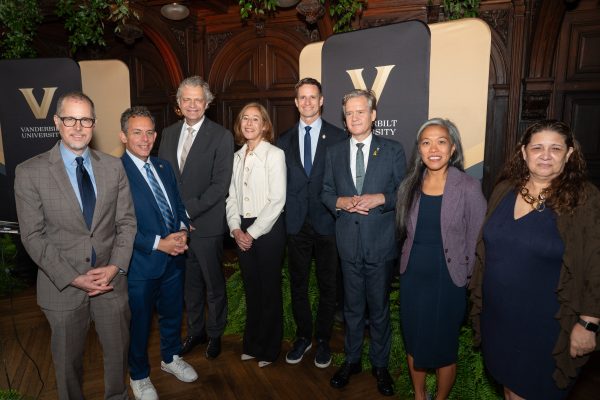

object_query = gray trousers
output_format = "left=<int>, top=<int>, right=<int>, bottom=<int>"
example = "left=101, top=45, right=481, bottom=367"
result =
left=42, top=283, right=130, bottom=400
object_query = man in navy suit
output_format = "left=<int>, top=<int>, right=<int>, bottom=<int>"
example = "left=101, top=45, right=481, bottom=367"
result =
left=119, top=106, right=197, bottom=400
left=322, top=90, right=406, bottom=396
left=277, top=78, right=346, bottom=368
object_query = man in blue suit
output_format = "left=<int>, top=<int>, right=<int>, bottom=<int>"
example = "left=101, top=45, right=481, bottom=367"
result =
left=322, top=90, right=406, bottom=396
left=277, top=78, right=347, bottom=368
left=119, top=106, right=197, bottom=400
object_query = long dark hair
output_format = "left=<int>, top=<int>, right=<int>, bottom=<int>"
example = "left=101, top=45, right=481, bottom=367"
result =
left=396, top=118, right=464, bottom=242
left=497, top=119, right=587, bottom=215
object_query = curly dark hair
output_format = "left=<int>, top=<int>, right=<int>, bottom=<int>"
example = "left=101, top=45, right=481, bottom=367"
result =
left=497, top=119, right=587, bottom=215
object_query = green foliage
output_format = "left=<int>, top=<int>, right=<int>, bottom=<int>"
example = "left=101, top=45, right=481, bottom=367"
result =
left=238, top=0, right=279, bottom=20
left=443, top=0, right=480, bottom=20
left=327, top=0, right=366, bottom=33
left=238, top=0, right=366, bottom=33
left=225, top=256, right=502, bottom=398
left=0, top=234, right=23, bottom=297
left=0, top=0, right=42, bottom=59
left=0, top=389, right=29, bottom=400
left=55, top=0, right=138, bottom=54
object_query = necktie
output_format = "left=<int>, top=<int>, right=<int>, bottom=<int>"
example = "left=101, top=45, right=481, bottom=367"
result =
left=76, top=156, right=96, bottom=266
left=144, top=163, right=176, bottom=232
left=75, top=156, right=95, bottom=229
left=355, top=143, right=365, bottom=194
left=303, top=126, right=312, bottom=176
left=179, top=126, right=194, bottom=173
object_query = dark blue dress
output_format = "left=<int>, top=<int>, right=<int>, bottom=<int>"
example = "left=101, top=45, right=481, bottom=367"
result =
left=481, top=191, right=569, bottom=399
left=401, top=194, right=467, bottom=369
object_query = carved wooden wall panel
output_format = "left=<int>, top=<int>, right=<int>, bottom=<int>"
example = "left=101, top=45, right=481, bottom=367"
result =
left=207, top=28, right=307, bottom=136
left=554, top=1, right=600, bottom=186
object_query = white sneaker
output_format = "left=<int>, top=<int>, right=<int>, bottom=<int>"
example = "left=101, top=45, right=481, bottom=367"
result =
left=161, top=355, right=198, bottom=382
left=130, top=377, right=158, bottom=400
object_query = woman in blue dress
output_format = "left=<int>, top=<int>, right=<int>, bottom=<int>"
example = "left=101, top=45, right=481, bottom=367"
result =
left=470, top=120, right=600, bottom=400
left=396, top=118, right=486, bottom=400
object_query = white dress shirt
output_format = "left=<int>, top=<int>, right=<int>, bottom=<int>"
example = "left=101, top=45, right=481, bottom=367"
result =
left=349, top=133, right=373, bottom=186
left=298, top=117, right=322, bottom=168
left=226, top=140, right=286, bottom=240
left=176, top=117, right=205, bottom=167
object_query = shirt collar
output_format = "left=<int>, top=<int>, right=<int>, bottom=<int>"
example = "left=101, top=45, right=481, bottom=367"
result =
left=184, top=117, right=205, bottom=136
left=60, top=141, right=91, bottom=166
left=126, top=149, right=150, bottom=171
left=237, top=140, right=269, bottom=161
left=350, top=132, right=373, bottom=148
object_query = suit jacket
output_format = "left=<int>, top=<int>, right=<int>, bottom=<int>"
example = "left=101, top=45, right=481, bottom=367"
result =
left=15, top=142, right=137, bottom=311
left=399, top=166, right=486, bottom=287
left=322, top=135, right=406, bottom=263
left=277, top=120, right=347, bottom=235
left=121, top=153, right=189, bottom=281
left=158, top=118, right=234, bottom=237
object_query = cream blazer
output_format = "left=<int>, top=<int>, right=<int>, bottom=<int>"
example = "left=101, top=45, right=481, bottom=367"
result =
left=226, top=140, right=286, bottom=239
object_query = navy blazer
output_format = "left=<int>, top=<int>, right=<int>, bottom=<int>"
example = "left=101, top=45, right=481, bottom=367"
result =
left=277, top=120, right=347, bottom=235
left=122, top=153, right=189, bottom=280
left=322, top=135, right=406, bottom=263
left=399, top=166, right=487, bottom=287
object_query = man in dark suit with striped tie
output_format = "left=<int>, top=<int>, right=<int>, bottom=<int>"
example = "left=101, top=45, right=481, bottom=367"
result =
left=119, top=106, right=197, bottom=400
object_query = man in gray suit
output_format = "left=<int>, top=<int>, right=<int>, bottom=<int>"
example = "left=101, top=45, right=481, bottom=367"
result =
left=158, top=76, right=234, bottom=358
left=15, top=91, right=136, bottom=400
left=322, top=89, right=406, bottom=396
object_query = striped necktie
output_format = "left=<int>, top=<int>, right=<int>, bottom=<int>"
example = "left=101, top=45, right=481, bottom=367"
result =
left=144, top=163, right=176, bottom=232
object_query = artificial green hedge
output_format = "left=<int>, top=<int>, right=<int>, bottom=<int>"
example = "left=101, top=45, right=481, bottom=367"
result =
left=223, top=259, right=502, bottom=399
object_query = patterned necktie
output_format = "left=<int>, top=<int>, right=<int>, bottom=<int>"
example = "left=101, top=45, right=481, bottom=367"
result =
left=355, top=143, right=365, bottom=194
left=304, top=126, right=312, bottom=176
left=179, top=126, right=194, bottom=173
left=75, top=156, right=95, bottom=229
left=144, top=163, right=176, bottom=232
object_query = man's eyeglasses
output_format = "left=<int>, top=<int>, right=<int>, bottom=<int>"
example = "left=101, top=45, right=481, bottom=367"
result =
left=57, top=116, right=96, bottom=128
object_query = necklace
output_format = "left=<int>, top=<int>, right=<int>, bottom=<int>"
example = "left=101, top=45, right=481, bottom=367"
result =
left=519, top=185, right=550, bottom=212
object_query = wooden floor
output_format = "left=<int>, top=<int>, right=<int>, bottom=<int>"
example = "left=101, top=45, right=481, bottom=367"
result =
left=1, top=287, right=599, bottom=399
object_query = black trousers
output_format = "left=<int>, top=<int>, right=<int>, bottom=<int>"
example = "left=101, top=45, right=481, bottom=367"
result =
left=287, top=219, right=338, bottom=342
left=239, top=215, right=286, bottom=362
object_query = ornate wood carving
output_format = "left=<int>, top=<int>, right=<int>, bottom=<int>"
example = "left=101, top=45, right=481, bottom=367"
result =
left=207, top=32, right=233, bottom=61
left=480, top=9, right=510, bottom=45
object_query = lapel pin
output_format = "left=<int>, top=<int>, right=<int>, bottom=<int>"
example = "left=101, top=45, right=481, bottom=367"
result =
left=322, top=134, right=326, bottom=139
left=373, top=147, right=380, bottom=157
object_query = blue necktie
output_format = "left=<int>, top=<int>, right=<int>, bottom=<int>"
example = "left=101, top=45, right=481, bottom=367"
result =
left=75, top=156, right=96, bottom=265
left=355, top=143, right=365, bottom=194
left=304, top=126, right=312, bottom=176
left=144, top=163, right=176, bottom=232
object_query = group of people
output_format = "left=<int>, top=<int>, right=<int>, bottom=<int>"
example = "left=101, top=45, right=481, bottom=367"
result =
left=13, top=74, right=599, bottom=400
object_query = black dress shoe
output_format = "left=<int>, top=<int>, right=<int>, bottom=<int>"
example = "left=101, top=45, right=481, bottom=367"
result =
left=180, top=334, right=207, bottom=355
left=205, top=336, right=221, bottom=359
left=330, top=362, right=361, bottom=388
left=372, top=367, right=394, bottom=396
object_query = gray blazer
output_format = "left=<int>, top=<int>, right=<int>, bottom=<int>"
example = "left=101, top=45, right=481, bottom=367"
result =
left=14, top=142, right=136, bottom=311
left=322, top=134, right=406, bottom=263
left=399, top=166, right=486, bottom=287
left=158, top=118, right=234, bottom=237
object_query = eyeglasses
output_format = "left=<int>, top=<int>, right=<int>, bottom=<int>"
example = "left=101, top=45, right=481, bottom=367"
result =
left=57, top=116, right=96, bottom=128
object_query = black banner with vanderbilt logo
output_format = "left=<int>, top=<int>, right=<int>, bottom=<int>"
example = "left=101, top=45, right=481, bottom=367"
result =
left=0, top=58, right=81, bottom=222
left=321, top=21, right=430, bottom=160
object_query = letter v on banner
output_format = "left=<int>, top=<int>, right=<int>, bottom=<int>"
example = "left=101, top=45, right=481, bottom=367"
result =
left=345, top=65, right=395, bottom=100
left=18, top=87, right=58, bottom=119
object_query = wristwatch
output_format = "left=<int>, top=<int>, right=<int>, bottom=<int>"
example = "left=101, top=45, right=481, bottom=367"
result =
left=577, top=318, right=600, bottom=333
